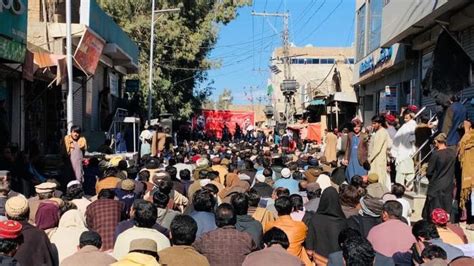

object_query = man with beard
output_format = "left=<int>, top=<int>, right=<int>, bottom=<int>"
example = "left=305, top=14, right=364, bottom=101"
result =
left=422, top=133, right=457, bottom=220
left=368, top=115, right=391, bottom=191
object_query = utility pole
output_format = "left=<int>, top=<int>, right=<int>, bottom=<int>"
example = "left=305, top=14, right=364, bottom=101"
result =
left=147, top=4, right=180, bottom=122
left=252, top=11, right=298, bottom=124
left=66, top=0, right=73, bottom=133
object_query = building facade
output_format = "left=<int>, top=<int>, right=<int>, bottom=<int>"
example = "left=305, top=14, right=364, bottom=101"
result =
left=269, top=46, right=355, bottom=129
left=25, top=0, right=139, bottom=152
left=0, top=0, right=29, bottom=149
left=354, top=0, right=474, bottom=123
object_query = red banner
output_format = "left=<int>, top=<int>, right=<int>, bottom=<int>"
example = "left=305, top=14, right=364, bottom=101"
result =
left=193, top=110, right=254, bottom=139
left=74, top=29, right=105, bottom=75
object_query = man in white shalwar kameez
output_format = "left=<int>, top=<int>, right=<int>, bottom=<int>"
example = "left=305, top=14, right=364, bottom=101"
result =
left=391, top=109, right=417, bottom=189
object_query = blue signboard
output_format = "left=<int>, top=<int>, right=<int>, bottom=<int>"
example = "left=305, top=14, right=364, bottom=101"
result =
left=0, top=0, right=28, bottom=44
left=359, top=46, right=393, bottom=77
left=359, top=56, right=374, bottom=75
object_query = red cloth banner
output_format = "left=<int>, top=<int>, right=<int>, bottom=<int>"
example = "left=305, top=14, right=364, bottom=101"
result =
left=193, top=109, right=254, bottom=139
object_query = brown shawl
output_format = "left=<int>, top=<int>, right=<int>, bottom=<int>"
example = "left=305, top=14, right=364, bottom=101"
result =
left=218, top=173, right=243, bottom=199
left=459, top=130, right=474, bottom=209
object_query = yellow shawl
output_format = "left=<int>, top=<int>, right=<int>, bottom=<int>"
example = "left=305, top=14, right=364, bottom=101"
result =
left=64, top=135, right=87, bottom=155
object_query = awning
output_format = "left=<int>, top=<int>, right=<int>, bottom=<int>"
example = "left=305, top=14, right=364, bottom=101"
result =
left=33, top=52, right=67, bottom=86
left=329, top=91, right=358, bottom=103
left=308, top=99, right=325, bottom=105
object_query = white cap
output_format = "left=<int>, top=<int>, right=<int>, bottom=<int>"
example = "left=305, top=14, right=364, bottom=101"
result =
left=66, top=180, right=81, bottom=188
left=255, top=173, right=265, bottom=183
left=281, top=168, right=291, bottom=178
left=239, top=174, right=251, bottom=181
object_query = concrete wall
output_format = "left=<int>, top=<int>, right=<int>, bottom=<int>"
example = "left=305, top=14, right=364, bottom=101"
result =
left=381, top=0, right=450, bottom=46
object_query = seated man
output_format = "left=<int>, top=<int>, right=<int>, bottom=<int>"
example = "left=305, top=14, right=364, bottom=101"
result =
left=61, top=231, right=117, bottom=266
left=193, top=203, right=256, bottom=266
left=159, top=215, right=209, bottom=266
left=112, top=239, right=160, bottom=266
left=367, top=201, right=416, bottom=257
left=243, top=227, right=304, bottom=266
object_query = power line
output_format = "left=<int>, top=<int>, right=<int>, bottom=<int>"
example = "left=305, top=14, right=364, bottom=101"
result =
left=292, top=0, right=318, bottom=27
left=293, top=0, right=326, bottom=39
left=298, top=0, right=343, bottom=44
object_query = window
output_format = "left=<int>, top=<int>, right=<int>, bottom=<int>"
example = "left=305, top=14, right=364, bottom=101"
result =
left=311, top=58, right=320, bottom=64
left=320, top=58, right=328, bottom=64
left=345, top=58, right=355, bottom=64
left=291, top=59, right=298, bottom=64
left=298, top=59, right=305, bottom=64
left=356, top=4, right=366, bottom=60
left=364, top=95, right=374, bottom=111
left=368, top=0, right=383, bottom=53
left=327, top=58, right=335, bottom=64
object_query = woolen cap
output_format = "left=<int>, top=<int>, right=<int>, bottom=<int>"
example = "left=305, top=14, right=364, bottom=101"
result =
left=5, top=196, right=29, bottom=218
left=434, top=133, right=447, bottom=143
left=35, top=182, right=57, bottom=193
left=367, top=173, right=379, bottom=183
left=281, top=168, right=291, bottom=178
left=196, top=158, right=209, bottom=168
left=0, top=220, right=22, bottom=239
left=121, top=179, right=135, bottom=191
left=129, top=238, right=157, bottom=253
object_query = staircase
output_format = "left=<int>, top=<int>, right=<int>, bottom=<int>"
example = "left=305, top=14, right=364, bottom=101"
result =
left=106, top=108, right=129, bottom=151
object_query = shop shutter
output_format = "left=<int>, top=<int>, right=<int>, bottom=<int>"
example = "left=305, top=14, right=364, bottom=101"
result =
left=73, top=82, right=83, bottom=128
left=461, top=26, right=474, bottom=60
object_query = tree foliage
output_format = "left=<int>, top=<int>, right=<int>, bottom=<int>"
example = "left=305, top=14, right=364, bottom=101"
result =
left=97, top=0, right=250, bottom=120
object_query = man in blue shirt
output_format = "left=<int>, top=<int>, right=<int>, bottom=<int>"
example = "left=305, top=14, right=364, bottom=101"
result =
left=273, top=168, right=299, bottom=195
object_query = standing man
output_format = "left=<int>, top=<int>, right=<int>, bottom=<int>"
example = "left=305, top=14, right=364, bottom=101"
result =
left=62, top=125, right=87, bottom=183
left=422, top=133, right=457, bottom=220
left=343, top=118, right=368, bottom=182
left=151, top=125, right=166, bottom=157
left=391, top=109, right=417, bottom=190
left=368, top=115, right=391, bottom=191
left=324, top=129, right=338, bottom=164
left=441, top=95, right=467, bottom=148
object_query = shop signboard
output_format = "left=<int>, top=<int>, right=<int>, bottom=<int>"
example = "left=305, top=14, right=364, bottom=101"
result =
left=0, top=35, right=25, bottom=63
left=379, top=86, right=398, bottom=113
left=0, top=0, right=28, bottom=44
left=359, top=47, right=393, bottom=77
left=109, top=72, right=119, bottom=97
left=74, top=29, right=105, bottom=75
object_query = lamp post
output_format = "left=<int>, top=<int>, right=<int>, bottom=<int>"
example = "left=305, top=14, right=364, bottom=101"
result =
left=147, top=2, right=180, bottom=122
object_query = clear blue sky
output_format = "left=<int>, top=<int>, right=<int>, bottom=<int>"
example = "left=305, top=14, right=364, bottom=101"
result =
left=201, top=0, right=355, bottom=105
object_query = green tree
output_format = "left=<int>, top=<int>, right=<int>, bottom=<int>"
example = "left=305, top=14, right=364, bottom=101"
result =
left=97, top=0, right=250, bottom=120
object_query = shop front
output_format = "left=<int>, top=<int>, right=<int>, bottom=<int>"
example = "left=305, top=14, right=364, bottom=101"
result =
left=0, top=0, right=28, bottom=148
left=354, top=44, right=419, bottom=123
